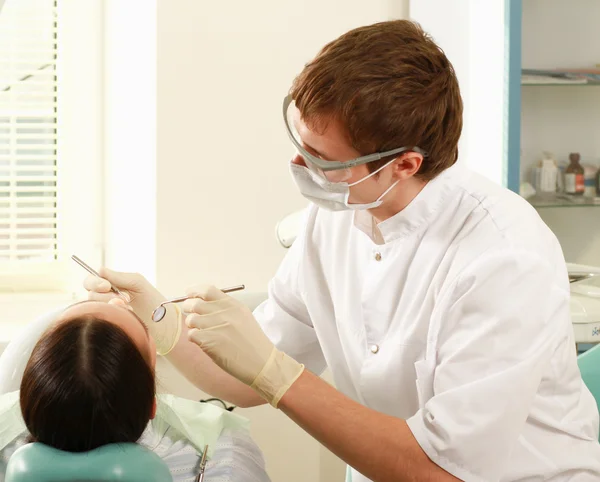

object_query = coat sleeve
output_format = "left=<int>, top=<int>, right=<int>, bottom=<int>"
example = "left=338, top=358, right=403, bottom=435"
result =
left=406, top=248, right=570, bottom=481
left=254, top=206, right=327, bottom=376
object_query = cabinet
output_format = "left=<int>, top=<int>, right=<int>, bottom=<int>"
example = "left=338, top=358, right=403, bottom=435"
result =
left=412, top=0, right=600, bottom=265
left=518, top=0, right=600, bottom=265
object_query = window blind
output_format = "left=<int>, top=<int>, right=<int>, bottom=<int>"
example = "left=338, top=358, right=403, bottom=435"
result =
left=0, top=0, right=58, bottom=264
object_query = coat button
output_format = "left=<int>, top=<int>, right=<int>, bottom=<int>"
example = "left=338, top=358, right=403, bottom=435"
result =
left=370, top=344, right=380, bottom=354
left=374, top=252, right=382, bottom=261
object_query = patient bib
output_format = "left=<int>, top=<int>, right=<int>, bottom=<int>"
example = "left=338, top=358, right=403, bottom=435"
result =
left=149, top=394, right=249, bottom=458
left=0, top=391, right=248, bottom=460
left=0, top=392, right=25, bottom=451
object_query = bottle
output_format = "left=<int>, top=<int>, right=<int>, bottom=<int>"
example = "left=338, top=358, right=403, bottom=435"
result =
left=557, top=159, right=568, bottom=193
left=538, top=152, right=558, bottom=194
left=565, top=153, right=585, bottom=195
left=583, top=163, right=597, bottom=197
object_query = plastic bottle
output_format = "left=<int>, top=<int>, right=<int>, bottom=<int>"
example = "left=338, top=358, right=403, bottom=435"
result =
left=565, top=153, right=585, bottom=195
left=537, top=152, right=558, bottom=194
left=583, top=163, right=597, bottom=197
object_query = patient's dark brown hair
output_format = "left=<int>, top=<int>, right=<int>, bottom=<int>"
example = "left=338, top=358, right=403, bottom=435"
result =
left=20, top=316, right=155, bottom=452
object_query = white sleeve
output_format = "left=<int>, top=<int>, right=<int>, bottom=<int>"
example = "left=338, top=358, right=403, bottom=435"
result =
left=406, top=249, right=569, bottom=482
left=254, top=206, right=327, bottom=376
left=205, top=428, right=271, bottom=482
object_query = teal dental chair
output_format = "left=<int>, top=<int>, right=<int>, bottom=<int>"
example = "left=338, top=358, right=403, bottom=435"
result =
left=5, top=442, right=172, bottom=482
left=577, top=343, right=600, bottom=442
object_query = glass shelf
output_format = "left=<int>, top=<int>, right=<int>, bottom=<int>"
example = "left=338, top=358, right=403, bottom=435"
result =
left=522, top=82, right=600, bottom=87
left=528, top=195, right=600, bottom=208
left=522, top=68, right=600, bottom=86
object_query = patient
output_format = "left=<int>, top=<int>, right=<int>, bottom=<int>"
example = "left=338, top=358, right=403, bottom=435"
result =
left=0, top=301, right=271, bottom=481
left=20, top=301, right=157, bottom=452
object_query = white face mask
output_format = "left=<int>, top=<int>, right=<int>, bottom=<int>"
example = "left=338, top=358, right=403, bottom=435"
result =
left=290, top=158, right=399, bottom=212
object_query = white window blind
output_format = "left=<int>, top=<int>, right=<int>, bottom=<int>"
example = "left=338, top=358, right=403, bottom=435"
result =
left=0, top=0, right=58, bottom=265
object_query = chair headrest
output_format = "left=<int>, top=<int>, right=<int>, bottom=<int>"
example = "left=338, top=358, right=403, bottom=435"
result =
left=578, top=345, right=600, bottom=442
left=6, top=442, right=172, bottom=482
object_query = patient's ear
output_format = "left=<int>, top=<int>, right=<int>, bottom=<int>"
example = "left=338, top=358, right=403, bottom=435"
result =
left=151, top=398, right=157, bottom=419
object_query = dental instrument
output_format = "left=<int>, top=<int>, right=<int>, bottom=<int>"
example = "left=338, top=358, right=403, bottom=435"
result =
left=71, top=255, right=125, bottom=297
left=195, top=444, right=209, bottom=482
left=152, top=285, right=245, bottom=323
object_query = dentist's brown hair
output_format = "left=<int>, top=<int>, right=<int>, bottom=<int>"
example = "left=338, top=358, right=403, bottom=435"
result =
left=291, top=19, right=463, bottom=180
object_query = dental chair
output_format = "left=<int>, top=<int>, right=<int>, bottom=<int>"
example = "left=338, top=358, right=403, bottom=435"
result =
left=275, top=208, right=306, bottom=248
left=0, top=291, right=268, bottom=482
left=569, top=263, right=600, bottom=350
left=5, top=442, right=171, bottom=482
left=578, top=343, right=600, bottom=443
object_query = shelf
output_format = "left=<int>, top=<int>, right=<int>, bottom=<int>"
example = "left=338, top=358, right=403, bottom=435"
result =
left=522, top=68, right=600, bottom=86
left=522, top=82, right=600, bottom=87
left=528, top=195, right=600, bottom=208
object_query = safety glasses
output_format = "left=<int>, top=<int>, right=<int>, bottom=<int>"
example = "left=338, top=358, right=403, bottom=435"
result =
left=283, top=94, right=428, bottom=181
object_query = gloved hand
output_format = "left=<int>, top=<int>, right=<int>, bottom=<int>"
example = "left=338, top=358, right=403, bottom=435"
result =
left=183, top=285, right=304, bottom=407
left=83, top=269, right=182, bottom=356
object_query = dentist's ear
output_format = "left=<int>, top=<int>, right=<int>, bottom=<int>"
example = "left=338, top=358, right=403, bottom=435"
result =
left=393, top=151, right=424, bottom=180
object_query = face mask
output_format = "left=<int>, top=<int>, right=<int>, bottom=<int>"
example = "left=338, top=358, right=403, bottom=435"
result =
left=290, top=158, right=399, bottom=212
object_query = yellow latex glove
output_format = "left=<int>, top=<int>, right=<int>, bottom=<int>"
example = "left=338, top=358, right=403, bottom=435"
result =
left=183, top=285, right=304, bottom=407
left=83, top=269, right=182, bottom=356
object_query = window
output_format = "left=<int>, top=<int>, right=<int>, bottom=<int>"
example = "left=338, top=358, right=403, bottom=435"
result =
left=0, top=0, right=103, bottom=292
left=0, top=0, right=58, bottom=264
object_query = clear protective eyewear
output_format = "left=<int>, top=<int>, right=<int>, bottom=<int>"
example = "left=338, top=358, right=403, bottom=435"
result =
left=283, top=94, right=428, bottom=182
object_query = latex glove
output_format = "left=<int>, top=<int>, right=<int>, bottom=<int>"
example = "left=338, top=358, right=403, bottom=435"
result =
left=83, top=269, right=182, bottom=356
left=183, top=285, right=304, bottom=407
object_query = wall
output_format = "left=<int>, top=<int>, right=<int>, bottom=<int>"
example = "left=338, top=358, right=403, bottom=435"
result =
left=155, top=1, right=408, bottom=481
left=103, top=0, right=157, bottom=279
left=410, top=0, right=506, bottom=186
left=521, top=0, right=600, bottom=265
left=409, top=0, right=471, bottom=170
left=155, top=0, right=407, bottom=292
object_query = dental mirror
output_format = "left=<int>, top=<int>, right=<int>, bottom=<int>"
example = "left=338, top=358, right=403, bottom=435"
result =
left=152, top=285, right=245, bottom=322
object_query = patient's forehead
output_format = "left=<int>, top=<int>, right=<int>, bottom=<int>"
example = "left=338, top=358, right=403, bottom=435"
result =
left=57, top=301, right=150, bottom=358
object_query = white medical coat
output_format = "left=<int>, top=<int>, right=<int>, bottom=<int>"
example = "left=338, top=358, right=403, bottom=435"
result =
left=255, top=164, right=600, bottom=481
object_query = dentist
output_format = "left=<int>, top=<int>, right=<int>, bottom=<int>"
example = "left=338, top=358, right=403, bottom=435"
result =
left=86, top=20, right=600, bottom=482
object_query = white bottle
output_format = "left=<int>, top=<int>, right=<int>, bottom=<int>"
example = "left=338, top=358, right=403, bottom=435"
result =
left=539, top=152, right=558, bottom=194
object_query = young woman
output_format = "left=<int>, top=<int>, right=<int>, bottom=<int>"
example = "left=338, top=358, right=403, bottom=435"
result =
left=0, top=300, right=270, bottom=482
